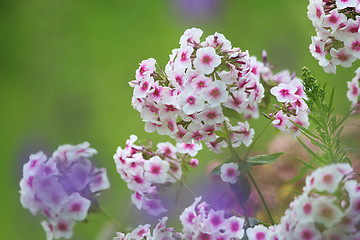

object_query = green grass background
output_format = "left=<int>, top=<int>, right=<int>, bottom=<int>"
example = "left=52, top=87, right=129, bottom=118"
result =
left=0, top=0, right=358, bottom=239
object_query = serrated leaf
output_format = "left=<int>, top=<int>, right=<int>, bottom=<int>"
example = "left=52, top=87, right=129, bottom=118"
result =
left=222, top=106, right=242, bottom=120
left=246, top=152, right=285, bottom=166
left=297, top=138, right=327, bottom=164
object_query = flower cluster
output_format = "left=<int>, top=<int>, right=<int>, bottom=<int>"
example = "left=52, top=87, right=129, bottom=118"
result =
left=245, top=163, right=360, bottom=239
left=307, top=0, right=360, bottom=73
left=179, top=197, right=245, bottom=239
left=347, top=67, right=360, bottom=113
left=113, top=135, right=200, bottom=216
left=19, top=142, right=110, bottom=240
left=113, top=217, right=175, bottom=240
left=269, top=70, right=310, bottom=138
left=130, top=28, right=268, bottom=153
left=114, top=197, right=246, bottom=240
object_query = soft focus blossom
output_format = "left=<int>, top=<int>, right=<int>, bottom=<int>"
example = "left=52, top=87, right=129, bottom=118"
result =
left=347, top=67, right=360, bottom=113
left=250, top=163, right=360, bottom=239
left=19, top=142, right=110, bottom=239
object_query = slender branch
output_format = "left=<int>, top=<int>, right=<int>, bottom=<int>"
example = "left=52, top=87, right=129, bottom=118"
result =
left=169, top=172, right=197, bottom=198
left=247, top=171, right=275, bottom=225
left=245, top=120, right=271, bottom=160
left=98, top=206, right=123, bottom=230
left=223, top=120, right=241, bottom=162
left=243, top=205, right=251, bottom=229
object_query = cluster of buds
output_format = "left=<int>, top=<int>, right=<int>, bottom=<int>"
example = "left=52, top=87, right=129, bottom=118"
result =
left=268, top=70, right=310, bottom=138
left=19, top=142, right=110, bottom=239
left=130, top=28, right=268, bottom=153
left=113, top=135, right=200, bottom=216
left=308, top=0, right=360, bottom=73
left=245, top=163, right=360, bottom=239
left=347, top=66, right=360, bottom=113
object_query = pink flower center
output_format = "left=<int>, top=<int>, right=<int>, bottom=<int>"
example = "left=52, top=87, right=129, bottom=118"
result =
left=321, top=206, right=333, bottom=219
left=167, top=121, right=174, bottom=131
left=210, top=215, right=222, bottom=226
left=210, top=88, right=220, bottom=98
left=176, top=76, right=183, bottom=85
left=58, top=222, right=68, bottom=232
left=134, top=175, right=143, bottom=184
left=255, top=232, right=265, bottom=240
left=227, top=168, right=235, bottom=177
left=137, top=229, right=146, bottom=237
left=302, top=230, right=313, bottom=240
left=323, top=174, right=333, bottom=184
left=329, top=15, right=338, bottom=24
left=181, top=52, right=187, bottom=61
left=316, top=7, right=322, bottom=18
left=141, top=82, right=148, bottom=91
left=71, top=203, right=81, bottom=212
left=187, top=96, right=196, bottom=105
left=187, top=212, right=195, bottom=223
left=353, top=85, right=359, bottom=95
left=202, top=55, right=212, bottom=64
left=352, top=41, right=360, bottom=51
left=151, top=165, right=161, bottom=175
left=303, top=203, right=312, bottom=214
left=230, top=221, right=239, bottom=232
left=337, top=52, right=349, bottom=61
left=280, top=89, right=290, bottom=97
left=206, top=111, right=216, bottom=119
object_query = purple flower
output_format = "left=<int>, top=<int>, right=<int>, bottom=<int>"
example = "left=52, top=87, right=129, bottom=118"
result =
left=19, top=142, right=110, bottom=239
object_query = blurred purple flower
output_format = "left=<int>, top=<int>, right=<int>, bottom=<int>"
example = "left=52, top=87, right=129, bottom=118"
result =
left=19, top=142, right=110, bottom=239
left=171, top=0, right=224, bottom=21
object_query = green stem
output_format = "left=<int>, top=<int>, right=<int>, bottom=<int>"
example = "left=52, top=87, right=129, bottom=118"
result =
left=247, top=171, right=275, bottom=225
left=223, top=120, right=241, bottom=162
left=245, top=121, right=271, bottom=160
left=223, top=120, right=274, bottom=225
left=169, top=172, right=197, bottom=198
left=243, top=205, right=251, bottom=229
left=98, top=206, right=123, bottom=230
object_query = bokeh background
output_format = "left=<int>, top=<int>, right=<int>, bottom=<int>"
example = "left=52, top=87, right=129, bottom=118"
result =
left=1, top=0, right=359, bottom=239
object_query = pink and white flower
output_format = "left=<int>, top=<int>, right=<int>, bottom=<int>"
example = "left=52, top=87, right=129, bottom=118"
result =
left=193, top=47, right=222, bottom=74
left=201, top=80, right=228, bottom=107
left=144, top=156, right=170, bottom=184
left=220, top=162, right=240, bottom=184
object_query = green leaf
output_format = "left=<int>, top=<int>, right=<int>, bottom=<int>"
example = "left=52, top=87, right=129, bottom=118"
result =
left=287, top=165, right=310, bottom=183
left=238, top=161, right=251, bottom=172
left=328, top=87, right=335, bottom=115
left=246, top=152, right=285, bottom=166
left=335, top=109, right=352, bottom=130
left=292, top=157, right=315, bottom=170
left=222, top=106, right=242, bottom=120
left=342, top=148, right=360, bottom=152
left=297, top=138, right=327, bottom=164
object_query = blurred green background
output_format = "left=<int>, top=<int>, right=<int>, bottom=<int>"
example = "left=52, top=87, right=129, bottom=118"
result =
left=1, top=0, right=358, bottom=239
